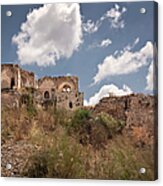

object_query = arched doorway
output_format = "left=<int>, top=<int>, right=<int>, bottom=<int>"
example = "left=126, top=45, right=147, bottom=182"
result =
left=10, top=78, right=15, bottom=89
left=44, top=91, right=50, bottom=99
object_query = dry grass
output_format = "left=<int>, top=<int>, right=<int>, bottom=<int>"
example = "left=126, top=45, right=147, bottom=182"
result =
left=1, top=106, right=156, bottom=180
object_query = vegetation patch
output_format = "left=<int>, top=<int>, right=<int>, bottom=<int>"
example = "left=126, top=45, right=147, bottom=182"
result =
left=1, top=107, right=155, bottom=180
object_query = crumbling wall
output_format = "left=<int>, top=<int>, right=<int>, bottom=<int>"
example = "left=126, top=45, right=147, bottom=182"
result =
left=1, top=64, right=19, bottom=90
left=20, top=69, right=35, bottom=88
left=56, top=92, right=84, bottom=110
left=1, top=64, right=84, bottom=110
left=37, top=77, right=56, bottom=100
left=1, top=64, right=35, bottom=90
left=93, top=94, right=157, bottom=146
left=37, top=76, right=83, bottom=110
left=94, top=95, right=129, bottom=121
left=1, top=92, right=20, bottom=108
left=125, top=94, right=156, bottom=146
left=38, top=76, right=78, bottom=93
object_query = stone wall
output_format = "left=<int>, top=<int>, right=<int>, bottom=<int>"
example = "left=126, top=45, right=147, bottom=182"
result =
left=1, top=64, right=20, bottom=90
left=1, top=64, right=35, bottom=91
left=56, top=92, right=84, bottom=110
left=93, top=94, right=157, bottom=146
left=38, top=76, right=78, bottom=94
left=1, top=92, right=20, bottom=108
left=94, top=95, right=129, bottom=121
left=1, top=64, right=84, bottom=110
left=37, top=76, right=83, bottom=110
left=20, top=69, right=35, bottom=88
left=125, top=94, right=157, bottom=146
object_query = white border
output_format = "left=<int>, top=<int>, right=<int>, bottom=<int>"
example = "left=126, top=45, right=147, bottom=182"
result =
left=0, top=0, right=157, bottom=4
left=0, top=0, right=162, bottom=186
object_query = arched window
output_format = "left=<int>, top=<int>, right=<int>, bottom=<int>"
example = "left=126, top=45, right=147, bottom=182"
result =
left=62, top=84, right=71, bottom=93
left=10, top=77, right=15, bottom=89
left=44, top=91, right=50, bottom=99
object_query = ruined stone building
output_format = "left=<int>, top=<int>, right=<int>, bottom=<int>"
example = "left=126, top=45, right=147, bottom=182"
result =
left=1, top=64, right=84, bottom=110
left=1, top=64, right=35, bottom=90
left=1, top=64, right=157, bottom=147
left=35, top=76, right=83, bottom=110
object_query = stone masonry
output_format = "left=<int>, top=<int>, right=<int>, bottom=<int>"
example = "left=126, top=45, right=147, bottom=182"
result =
left=1, top=64, right=84, bottom=110
left=93, top=94, right=157, bottom=146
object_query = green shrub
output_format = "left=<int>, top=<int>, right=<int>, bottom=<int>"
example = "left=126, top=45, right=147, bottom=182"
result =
left=67, top=110, right=126, bottom=149
left=96, top=112, right=125, bottom=138
left=70, top=109, right=91, bottom=129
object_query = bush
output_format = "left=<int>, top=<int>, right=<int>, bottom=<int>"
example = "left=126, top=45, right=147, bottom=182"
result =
left=69, top=109, right=91, bottom=128
left=96, top=112, right=125, bottom=138
left=23, top=151, right=49, bottom=178
left=68, top=110, right=125, bottom=149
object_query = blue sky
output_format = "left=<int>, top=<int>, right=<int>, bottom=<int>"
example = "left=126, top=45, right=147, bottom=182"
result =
left=1, top=2, right=157, bottom=105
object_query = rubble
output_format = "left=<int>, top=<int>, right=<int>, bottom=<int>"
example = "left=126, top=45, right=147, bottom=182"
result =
left=1, top=140, right=37, bottom=177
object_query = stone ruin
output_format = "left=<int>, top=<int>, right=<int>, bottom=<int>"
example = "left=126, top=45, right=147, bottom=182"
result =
left=93, top=94, right=157, bottom=146
left=1, top=64, right=84, bottom=110
left=1, top=64, right=157, bottom=146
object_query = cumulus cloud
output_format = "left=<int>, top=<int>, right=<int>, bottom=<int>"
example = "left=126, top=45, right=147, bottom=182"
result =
left=12, top=3, right=83, bottom=67
left=93, top=41, right=154, bottom=84
left=84, top=84, right=132, bottom=106
left=145, top=62, right=154, bottom=91
left=88, top=38, right=112, bottom=49
left=83, top=4, right=127, bottom=34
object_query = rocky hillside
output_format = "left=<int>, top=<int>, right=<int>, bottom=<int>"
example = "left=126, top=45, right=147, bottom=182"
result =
left=1, top=94, right=158, bottom=180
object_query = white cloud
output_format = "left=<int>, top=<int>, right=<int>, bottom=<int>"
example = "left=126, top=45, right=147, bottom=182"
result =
left=145, top=62, right=154, bottom=91
left=123, top=37, right=140, bottom=52
left=100, top=39, right=112, bottom=48
left=84, top=84, right=132, bottom=106
left=12, top=3, right=83, bottom=67
left=93, top=41, right=154, bottom=84
left=104, top=4, right=127, bottom=29
left=83, top=19, right=101, bottom=34
left=88, top=38, right=112, bottom=49
left=83, top=4, right=127, bottom=34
